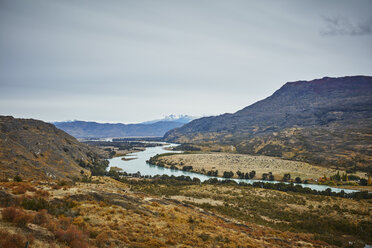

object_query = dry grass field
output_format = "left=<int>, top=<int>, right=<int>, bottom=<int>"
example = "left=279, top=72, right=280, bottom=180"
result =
left=152, top=152, right=365, bottom=181
left=2, top=176, right=367, bottom=247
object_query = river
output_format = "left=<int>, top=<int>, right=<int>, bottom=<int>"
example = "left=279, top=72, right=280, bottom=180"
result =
left=108, top=143, right=359, bottom=194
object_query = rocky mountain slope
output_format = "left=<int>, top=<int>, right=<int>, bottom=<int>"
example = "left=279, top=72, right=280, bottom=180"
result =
left=0, top=116, right=109, bottom=180
left=164, top=76, right=372, bottom=172
left=54, top=120, right=186, bottom=138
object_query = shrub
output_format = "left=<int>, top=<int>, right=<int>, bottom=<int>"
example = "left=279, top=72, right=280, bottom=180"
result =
left=2, top=206, right=19, bottom=222
left=12, top=183, right=36, bottom=194
left=55, top=225, right=88, bottom=248
left=72, top=216, right=85, bottom=227
left=0, top=229, right=28, bottom=248
left=81, top=175, right=92, bottom=183
left=95, top=231, right=111, bottom=247
left=33, top=209, right=51, bottom=225
left=1, top=207, right=34, bottom=227
left=58, top=180, right=69, bottom=186
left=0, top=190, right=17, bottom=207
left=188, top=216, right=195, bottom=224
left=199, top=233, right=210, bottom=241
left=22, top=197, right=49, bottom=211
left=48, top=198, right=77, bottom=217
left=91, top=160, right=109, bottom=176
left=35, top=189, right=50, bottom=197
left=58, top=216, right=72, bottom=230
left=13, top=175, right=22, bottom=182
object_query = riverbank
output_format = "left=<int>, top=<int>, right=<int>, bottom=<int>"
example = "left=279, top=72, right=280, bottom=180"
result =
left=333, top=185, right=372, bottom=192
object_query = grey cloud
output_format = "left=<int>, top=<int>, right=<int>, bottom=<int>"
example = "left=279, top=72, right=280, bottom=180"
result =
left=0, top=0, right=372, bottom=123
left=320, top=15, right=372, bottom=36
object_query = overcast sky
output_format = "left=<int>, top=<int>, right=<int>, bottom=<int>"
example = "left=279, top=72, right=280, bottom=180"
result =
left=1, top=0, right=371, bottom=123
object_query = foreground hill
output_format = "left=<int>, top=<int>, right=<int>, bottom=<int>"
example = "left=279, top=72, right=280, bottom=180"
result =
left=164, top=76, right=372, bottom=172
left=0, top=116, right=109, bottom=180
left=1, top=176, right=370, bottom=247
left=54, top=120, right=186, bottom=138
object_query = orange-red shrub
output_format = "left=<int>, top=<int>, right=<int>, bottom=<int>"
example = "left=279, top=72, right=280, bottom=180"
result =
left=0, top=229, right=28, bottom=248
left=33, top=209, right=51, bottom=225
left=55, top=225, right=88, bottom=248
left=2, top=207, right=34, bottom=227
left=12, top=183, right=36, bottom=194
left=58, top=216, right=72, bottom=230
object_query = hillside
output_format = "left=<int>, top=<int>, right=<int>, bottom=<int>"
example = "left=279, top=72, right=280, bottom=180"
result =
left=0, top=116, right=109, bottom=180
left=164, top=76, right=372, bottom=172
left=54, top=120, right=186, bottom=139
left=3, top=177, right=369, bottom=248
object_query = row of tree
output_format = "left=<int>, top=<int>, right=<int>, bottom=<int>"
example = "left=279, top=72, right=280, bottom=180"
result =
left=114, top=173, right=371, bottom=199
left=282, top=173, right=303, bottom=183
left=236, top=170, right=256, bottom=179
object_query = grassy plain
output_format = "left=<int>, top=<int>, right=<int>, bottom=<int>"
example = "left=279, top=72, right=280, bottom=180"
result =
left=151, top=153, right=366, bottom=181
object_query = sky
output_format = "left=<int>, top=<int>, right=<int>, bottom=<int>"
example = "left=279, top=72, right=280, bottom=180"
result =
left=1, top=0, right=372, bottom=123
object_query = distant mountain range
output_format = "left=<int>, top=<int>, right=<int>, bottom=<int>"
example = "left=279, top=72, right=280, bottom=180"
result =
left=0, top=116, right=108, bottom=180
left=141, top=114, right=196, bottom=124
left=164, top=76, right=372, bottom=172
left=53, top=115, right=195, bottom=138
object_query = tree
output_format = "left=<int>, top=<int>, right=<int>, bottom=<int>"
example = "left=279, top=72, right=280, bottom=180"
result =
left=294, top=177, right=302, bottom=183
left=223, top=171, right=234, bottom=178
left=342, top=173, right=348, bottom=181
left=182, top=166, right=193, bottom=172
left=249, top=171, right=256, bottom=179
left=282, top=173, right=291, bottom=182
left=236, top=171, right=244, bottom=179
left=207, top=170, right=218, bottom=177
left=268, top=174, right=275, bottom=181
left=359, top=179, right=367, bottom=186
left=262, top=173, right=269, bottom=181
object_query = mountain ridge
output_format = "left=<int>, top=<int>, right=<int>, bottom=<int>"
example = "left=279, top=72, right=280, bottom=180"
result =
left=164, top=76, right=372, bottom=172
left=54, top=119, right=187, bottom=138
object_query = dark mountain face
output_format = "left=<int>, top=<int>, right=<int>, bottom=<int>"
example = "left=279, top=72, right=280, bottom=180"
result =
left=164, top=76, right=372, bottom=171
left=0, top=116, right=109, bottom=180
left=54, top=120, right=185, bottom=138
